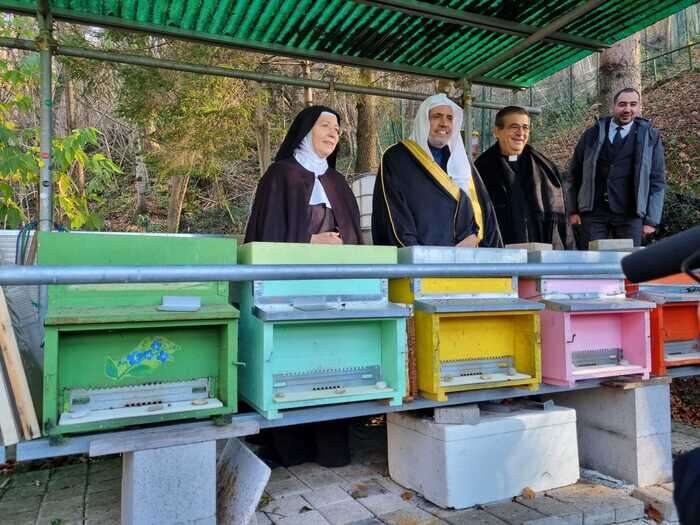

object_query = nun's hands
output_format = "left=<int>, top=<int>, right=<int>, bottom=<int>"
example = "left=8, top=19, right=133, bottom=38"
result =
left=456, top=234, right=478, bottom=248
left=311, top=232, right=343, bottom=245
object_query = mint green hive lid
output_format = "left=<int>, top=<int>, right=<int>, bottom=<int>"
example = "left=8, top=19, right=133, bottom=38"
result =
left=238, top=242, right=397, bottom=265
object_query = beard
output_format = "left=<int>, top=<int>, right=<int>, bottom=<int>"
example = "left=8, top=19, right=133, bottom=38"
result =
left=428, top=134, right=451, bottom=148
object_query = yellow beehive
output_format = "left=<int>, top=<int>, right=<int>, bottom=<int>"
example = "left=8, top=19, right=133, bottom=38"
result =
left=392, top=248, right=542, bottom=401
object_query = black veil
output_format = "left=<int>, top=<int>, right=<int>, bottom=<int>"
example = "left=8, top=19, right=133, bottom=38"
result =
left=274, top=105, right=341, bottom=168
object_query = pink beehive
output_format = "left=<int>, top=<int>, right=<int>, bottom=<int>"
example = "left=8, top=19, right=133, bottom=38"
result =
left=519, top=251, right=654, bottom=387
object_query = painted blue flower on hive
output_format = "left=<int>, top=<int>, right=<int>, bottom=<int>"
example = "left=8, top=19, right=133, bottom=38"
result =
left=105, top=337, right=180, bottom=381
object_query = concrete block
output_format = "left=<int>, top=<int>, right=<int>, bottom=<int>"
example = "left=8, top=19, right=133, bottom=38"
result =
left=588, top=239, right=634, bottom=251
left=288, top=462, right=327, bottom=478
left=388, top=408, right=579, bottom=509
left=376, top=477, right=410, bottom=496
left=122, top=440, right=216, bottom=525
left=344, top=480, right=388, bottom=498
left=317, top=499, right=373, bottom=524
left=632, top=486, right=678, bottom=522
left=506, top=243, right=553, bottom=251
left=381, top=506, right=444, bottom=524
left=553, top=385, right=672, bottom=486
left=443, top=508, right=508, bottom=525
left=277, top=510, right=331, bottom=525
left=484, top=500, right=548, bottom=524
left=43, top=483, right=85, bottom=502
left=515, top=496, right=583, bottom=525
left=0, top=495, right=43, bottom=515
left=217, top=438, right=271, bottom=525
left=434, top=404, right=480, bottom=425
left=89, top=467, right=122, bottom=483
left=331, top=463, right=381, bottom=483
left=303, top=485, right=352, bottom=508
left=265, top=477, right=312, bottom=499
left=8, top=469, right=50, bottom=487
left=256, top=512, right=273, bottom=525
left=2, top=511, right=38, bottom=525
left=261, top=495, right=311, bottom=521
left=297, top=470, right=346, bottom=489
left=358, top=492, right=412, bottom=516
left=269, top=467, right=294, bottom=482
left=546, top=486, right=615, bottom=525
left=86, top=477, right=121, bottom=495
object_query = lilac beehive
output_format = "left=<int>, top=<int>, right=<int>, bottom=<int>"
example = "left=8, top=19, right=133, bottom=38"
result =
left=519, top=250, right=654, bottom=387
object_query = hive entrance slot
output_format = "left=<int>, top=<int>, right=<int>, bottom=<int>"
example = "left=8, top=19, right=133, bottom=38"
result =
left=572, top=348, right=624, bottom=368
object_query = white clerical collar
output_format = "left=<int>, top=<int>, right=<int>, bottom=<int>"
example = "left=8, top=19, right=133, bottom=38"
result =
left=609, top=120, right=634, bottom=143
left=508, top=155, right=518, bottom=162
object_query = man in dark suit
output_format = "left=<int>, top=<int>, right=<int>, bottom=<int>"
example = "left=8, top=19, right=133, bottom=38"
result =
left=566, top=88, right=666, bottom=247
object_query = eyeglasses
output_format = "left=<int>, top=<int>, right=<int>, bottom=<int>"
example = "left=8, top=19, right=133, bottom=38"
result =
left=507, top=124, right=530, bottom=132
left=682, top=248, right=700, bottom=284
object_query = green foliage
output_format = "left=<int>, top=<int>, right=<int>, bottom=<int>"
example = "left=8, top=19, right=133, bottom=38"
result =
left=0, top=57, right=121, bottom=229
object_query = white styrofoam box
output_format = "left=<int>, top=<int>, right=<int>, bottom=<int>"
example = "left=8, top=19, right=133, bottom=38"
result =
left=387, top=406, right=579, bottom=509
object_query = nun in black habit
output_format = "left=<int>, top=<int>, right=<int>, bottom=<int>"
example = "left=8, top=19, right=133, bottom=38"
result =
left=245, top=105, right=362, bottom=245
left=245, top=106, right=355, bottom=468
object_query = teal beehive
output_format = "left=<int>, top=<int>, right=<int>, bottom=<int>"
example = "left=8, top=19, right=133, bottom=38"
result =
left=236, top=242, right=408, bottom=419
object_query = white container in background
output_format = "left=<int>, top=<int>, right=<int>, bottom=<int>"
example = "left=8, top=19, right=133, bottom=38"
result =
left=387, top=406, right=579, bottom=509
left=352, top=174, right=376, bottom=234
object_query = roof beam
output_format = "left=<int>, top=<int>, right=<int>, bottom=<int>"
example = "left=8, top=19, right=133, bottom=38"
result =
left=0, top=2, right=531, bottom=89
left=0, top=36, right=542, bottom=112
left=356, top=0, right=609, bottom=50
left=464, top=0, right=606, bottom=80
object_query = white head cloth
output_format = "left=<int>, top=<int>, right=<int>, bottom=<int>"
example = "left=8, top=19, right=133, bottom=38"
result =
left=293, top=111, right=336, bottom=208
left=409, top=93, right=472, bottom=193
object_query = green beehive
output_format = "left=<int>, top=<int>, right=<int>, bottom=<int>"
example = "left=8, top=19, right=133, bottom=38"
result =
left=236, top=242, right=408, bottom=420
left=37, top=232, right=239, bottom=436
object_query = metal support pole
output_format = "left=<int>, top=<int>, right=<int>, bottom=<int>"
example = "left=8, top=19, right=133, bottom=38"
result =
left=462, top=80, right=473, bottom=160
left=37, top=9, right=53, bottom=322
left=0, top=37, right=544, bottom=114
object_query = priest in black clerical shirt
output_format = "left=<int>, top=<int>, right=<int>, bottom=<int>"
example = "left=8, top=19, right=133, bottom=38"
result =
left=372, top=93, right=502, bottom=248
left=475, top=106, right=568, bottom=248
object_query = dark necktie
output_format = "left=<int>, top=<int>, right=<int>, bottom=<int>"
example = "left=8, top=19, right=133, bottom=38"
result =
left=612, top=126, right=623, bottom=148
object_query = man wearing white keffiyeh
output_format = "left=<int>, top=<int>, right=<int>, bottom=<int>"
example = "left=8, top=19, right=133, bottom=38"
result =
left=372, top=93, right=502, bottom=248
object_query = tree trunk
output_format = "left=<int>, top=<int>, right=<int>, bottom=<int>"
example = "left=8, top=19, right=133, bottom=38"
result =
left=302, top=61, right=313, bottom=107
left=255, top=96, right=271, bottom=178
left=597, top=34, right=641, bottom=110
left=64, top=75, right=86, bottom=196
left=166, top=173, right=190, bottom=233
left=134, top=153, right=149, bottom=215
left=354, top=69, right=379, bottom=174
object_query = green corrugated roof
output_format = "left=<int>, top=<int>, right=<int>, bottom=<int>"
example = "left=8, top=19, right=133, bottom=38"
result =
left=0, top=0, right=696, bottom=87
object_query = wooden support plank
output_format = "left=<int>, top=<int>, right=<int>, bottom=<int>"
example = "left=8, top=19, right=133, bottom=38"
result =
left=89, top=420, right=259, bottom=457
left=0, top=287, right=40, bottom=439
left=602, top=375, right=672, bottom=390
left=0, top=359, right=20, bottom=446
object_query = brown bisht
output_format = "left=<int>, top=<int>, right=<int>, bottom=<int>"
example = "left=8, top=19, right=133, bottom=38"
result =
left=371, top=140, right=503, bottom=248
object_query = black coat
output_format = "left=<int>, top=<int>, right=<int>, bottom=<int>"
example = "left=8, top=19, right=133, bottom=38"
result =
left=476, top=143, right=568, bottom=248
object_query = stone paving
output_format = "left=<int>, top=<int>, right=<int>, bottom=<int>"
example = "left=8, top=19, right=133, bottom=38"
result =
left=0, top=431, right=688, bottom=525
left=0, top=458, right=121, bottom=525
left=253, top=447, right=674, bottom=525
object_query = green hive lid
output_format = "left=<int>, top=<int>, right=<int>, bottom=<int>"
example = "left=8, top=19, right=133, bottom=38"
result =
left=238, top=242, right=397, bottom=264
